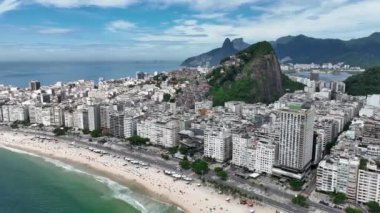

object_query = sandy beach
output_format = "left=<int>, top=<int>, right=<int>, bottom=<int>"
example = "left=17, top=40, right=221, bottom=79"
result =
left=0, top=130, right=277, bottom=213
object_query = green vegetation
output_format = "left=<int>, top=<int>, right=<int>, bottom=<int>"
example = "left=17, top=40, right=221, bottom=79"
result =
left=207, top=41, right=305, bottom=106
left=82, top=129, right=90, bottom=135
left=330, top=192, right=347, bottom=204
left=289, top=179, right=304, bottom=191
left=153, top=73, right=168, bottom=82
left=163, top=93, right=171, bottom=102
left=10, top=122, right=19, bottom=129
left=367, top=201, right=380, bottom=213
left=234, top=41, right=274, bottom=63
left=161, top=154, right=169, bottom=160
left=345, top=67, right=380, bottom=96
left=53, top=127, right=67, bottom=136
left=214, top=167, right=228, bottom=180
left=90, top=129, right=102, bottom=138
left=191, top=159, right=209, bottom=175
left=345, top=207, right=363, bottom=213
left=10, top=120, right=31, bottom=129
left=179, top=157, right=191, bottom=170
left=179, top=146, right=189, bottom=155
left=127, top=135, right=150, bottom=146
left=292, top=195, right=308, bottom=208
left=282, top=74, right=305, bottom=92
left=359, top=158, right=368, bottom=170
left=168, top=146, right=178, bottom=155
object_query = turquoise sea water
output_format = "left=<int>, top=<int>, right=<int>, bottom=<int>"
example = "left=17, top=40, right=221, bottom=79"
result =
left=0, top=147, right=181, bottom=213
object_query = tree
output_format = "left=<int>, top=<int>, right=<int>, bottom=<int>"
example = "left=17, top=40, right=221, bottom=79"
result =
left=161, top=154, right=169, bottom=160
left=345, top=207, right=363, bottom=213
left=179, top=146, right=189, bottom=155
left=10, top=122, right=18, bottom=129
left=289, top=179, right=304, bottom=191
left=191, top=159, right=209, bottom=175
left=168, top=146, right=178, bottom=155
left=179, top=157, right=191, bottom=170
left=331, top=192, right=347, bottom=204
left=163, top=93, right=171, bottom=102
left=53, top=127, right=66, bottom=136
left=82, top=129, right=90, bottom=135
left=214, top=167, right=228, bottom=180
left=127, top=135, right=149, bottom=146
left=367, top=201, right=380, bottom=213
left=292, top=195, right=308, bottom=207
left=91, top=129, right=102, bottom=138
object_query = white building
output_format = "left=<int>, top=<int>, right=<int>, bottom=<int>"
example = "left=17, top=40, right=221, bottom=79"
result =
left=110, top=113, right=125, bottom=138
left=336, top=157, right=359, bottom=201
left=137, top=118, right=180, bottom=148
left=123, top=116, right=137, bottom=138
left=316, top=159, right=338, bottom=192
left=73, top=108, right=89, bottom=130
left=274, top=103, right=315, bottom=178
left=204, top=126, right=232, bottom=163
left=357, top=160, right=380, bottom=203
left=232, top=134, right=251, bottom=168
left=232, top=134, right=276, bottom=174
left=88, top=105, right=100, bottom=131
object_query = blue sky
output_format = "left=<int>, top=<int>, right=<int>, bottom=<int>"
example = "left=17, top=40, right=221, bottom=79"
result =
left=0, top=0, right=379, bottom=61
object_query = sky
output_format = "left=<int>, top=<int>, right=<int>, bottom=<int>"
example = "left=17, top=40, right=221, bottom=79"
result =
left=0, top=0, right=379, bottom=61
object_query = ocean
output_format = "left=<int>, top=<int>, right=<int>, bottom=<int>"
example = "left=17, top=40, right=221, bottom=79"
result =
left=289, top=71, right=352, bottom=82
left=0, top=147, right=182, bottom=213
left=0, top=61, right=180, bottom=88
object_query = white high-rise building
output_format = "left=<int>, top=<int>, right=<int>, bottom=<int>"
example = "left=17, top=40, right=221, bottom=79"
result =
left=100, top=105, right=112, bottom=129
left=274, top=103, right=315, bottom=179
left=4, top=105, right=28, bottom=122
left=137, top=118, right=179, bottom=148
left=74, top=108, right=89, bottom=130
left=357, top=160, right=380, bottom=203
left=232, top=134, right=251, bottom=168
left=316, top=159, right=338, bottom=192
left=336, top=157, right=359, bottom=201
left=64, top=111, right=74, bottom=128
left=254, top=138, right=277, bottom=174
left=232, top=133, right=276, bottom=174
left=204, top=126, right=232, bottom=163
left=88, top=105, right=100, bottom=131
left=124, top=116, right=137, bottom=138
left=110, top=113, right=125, bottom=138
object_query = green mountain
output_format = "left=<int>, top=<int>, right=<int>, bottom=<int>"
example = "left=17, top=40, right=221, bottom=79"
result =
left=273, top=32, right=380, bottom=67
left=344, top=67, right=380, bottom=96
left=207, top=41, right=304, bottom=106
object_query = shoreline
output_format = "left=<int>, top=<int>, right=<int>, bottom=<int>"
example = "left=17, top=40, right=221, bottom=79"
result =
left=0, top=130, right=276, bottom=213
left=0, top=144, right=181, bottom=212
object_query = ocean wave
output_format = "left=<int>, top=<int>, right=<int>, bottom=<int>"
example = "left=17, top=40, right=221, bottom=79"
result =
left=0, top=145, right=181, bottom=213
left=40, top=155, right=178, bottom=213
left=0, top=145, right=40, bottom=158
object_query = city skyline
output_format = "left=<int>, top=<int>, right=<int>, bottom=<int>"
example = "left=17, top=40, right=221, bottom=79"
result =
left=0, top=0, right=379, bottom=61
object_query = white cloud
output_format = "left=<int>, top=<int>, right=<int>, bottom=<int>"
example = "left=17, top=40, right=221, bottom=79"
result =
left=106, top=20, right=136, bottom=32
left=193, top=13, right=226, bottom=20
left=148, top=0, right=259, bottom=11
left=37, top=27, right=74, bottom=34
left=33, top=0, right=137, bottom=8
left=0, top=0, right=20, bottom=15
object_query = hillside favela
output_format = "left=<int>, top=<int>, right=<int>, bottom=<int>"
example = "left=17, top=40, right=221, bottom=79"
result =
left=1, top=1, right=380, bottom=213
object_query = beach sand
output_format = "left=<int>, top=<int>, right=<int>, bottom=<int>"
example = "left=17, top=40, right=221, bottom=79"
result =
left=0, top=130, right=277, bottom=213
